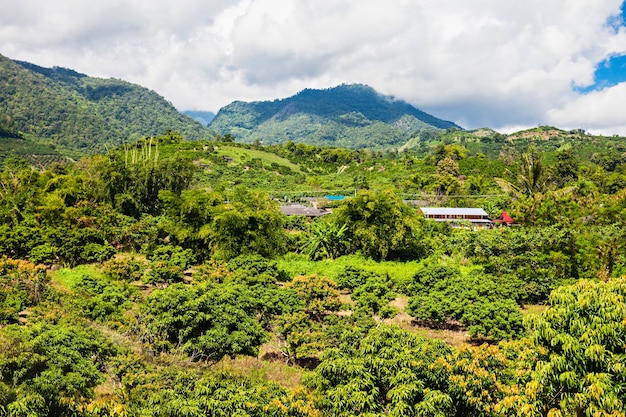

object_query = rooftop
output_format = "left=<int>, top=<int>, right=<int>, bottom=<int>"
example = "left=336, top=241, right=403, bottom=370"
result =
left=280, top=204, right=331, bottom=217
left=420, top=207, right=489, bottom=216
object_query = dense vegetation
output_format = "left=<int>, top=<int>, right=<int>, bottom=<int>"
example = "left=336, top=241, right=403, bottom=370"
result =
left=209, top=84, right=459, bottom=149
left=0, top=54, right=213, bottom=157
left=0, top=123, right=625, bottom=416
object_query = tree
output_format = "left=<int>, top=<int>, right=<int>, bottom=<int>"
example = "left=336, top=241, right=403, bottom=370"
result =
left=332, top=189, right=425, bottom=261
left=141, top=282, right=268, bottom=362
left=201, top=188, right=287, bottom=261
left=0, top=322, right=118, bottom=416
left=0, top=258, right=49, bottom=324
left=304, top=220, right=348, bottom=260
left=274, top=274, right=342, bottom=364
left=516, top=146, right=547, bottom=196
left=309, top=325, right=453, bottom=416
left=436, top=157, right=460, bottom=177
left=553, top=146, right=579, bottom=188
left=406, top=264, right=525, bottom=341
left=507, top=278, right=626, bottom=416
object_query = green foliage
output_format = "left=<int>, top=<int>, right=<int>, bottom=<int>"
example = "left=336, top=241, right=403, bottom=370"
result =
left=513, top=146, right=547, bottom=196
left=201, top=188, right=287, bottom=261
left=65, top=269, right=138, bottom=323
left=0, top=258, right=49, bottom=324
left=516, top=278, right=626, bottom=416
left=273, top=274, right=344, bottom=364
left=141, top=281, right=268, bottom=362
left=108, top=361, right=318, bottom=417
left=332, top=189, right=426, bottom=261
left=2, top=73, right=626, bottom=415
left=349, top=272, right=396, bottom=315
left=0, top=55, right=213, bottom=156
left=285, top=275, right=342, bottom=322
left=0, top=322, right=118, bottom=416
left=209, top=84, right=457, bottom=149
left=309, top=325, right=453, bottom=416
left=448, top=226, right=579, bottom=303
left=143, top=245, right=195, bottom=284
left=406, top=261, right=525, bottom=341
left=102, top=255, right=146, bottom=282
left=304, top=220, right=348, bottom=260
left=226, top=253, right=290, bottom=283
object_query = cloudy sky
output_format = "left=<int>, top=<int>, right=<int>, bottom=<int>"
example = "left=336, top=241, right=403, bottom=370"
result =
left=2, top=0, right=626, bottom=134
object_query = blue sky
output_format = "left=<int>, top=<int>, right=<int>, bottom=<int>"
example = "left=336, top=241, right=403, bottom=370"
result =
left=579, top=54, right=626, bottom=93
left=578, top=2, right=626, bottom=93
left=2, top=0, right=626, bottom=135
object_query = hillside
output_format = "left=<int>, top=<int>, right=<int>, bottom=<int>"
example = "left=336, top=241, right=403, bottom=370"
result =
left=1, top=130, right=625, bottom=415
left=209, top=84, right=460, bottom=149
left=0, top=54, right=213, bottom=156
left=184, top=110, right=215, bottom=126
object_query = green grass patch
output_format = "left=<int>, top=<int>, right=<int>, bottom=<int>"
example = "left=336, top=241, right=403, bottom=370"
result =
left=521, top=304, right=548, bottom=316
left=50, top=264, right=105, bottom=290
left=213, top=145, right=304, bottom=174
left=276, top=253, right=422, bottom=284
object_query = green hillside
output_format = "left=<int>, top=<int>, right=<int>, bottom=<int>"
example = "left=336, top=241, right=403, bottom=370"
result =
left=1, top=130, right=625, bottom=415
left=209, top=84, right=459, bottom=149
left=0, top=54, right=213, bottom=157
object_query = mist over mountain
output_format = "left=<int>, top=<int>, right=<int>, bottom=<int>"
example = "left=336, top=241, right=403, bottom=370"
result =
left=183, top=111, right=215, bottom=126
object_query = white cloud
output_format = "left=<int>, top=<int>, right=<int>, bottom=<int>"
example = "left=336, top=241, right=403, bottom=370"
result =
left=1, top=0, right=626, bottom=133
left=547, top=82, right=626, bottom=135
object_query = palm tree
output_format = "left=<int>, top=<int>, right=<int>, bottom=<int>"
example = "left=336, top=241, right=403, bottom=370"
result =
left=517, top=146, right=546, bottom=195
left=305, top=221, right=347, bottom=260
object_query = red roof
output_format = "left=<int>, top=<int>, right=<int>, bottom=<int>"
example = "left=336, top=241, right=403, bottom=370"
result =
left=493, top=211, right=514, bottom=224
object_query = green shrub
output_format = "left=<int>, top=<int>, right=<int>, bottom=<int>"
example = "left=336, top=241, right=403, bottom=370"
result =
left=28, top=243, right=58, bottom=264
left=103, top=256, right=146, bottom=281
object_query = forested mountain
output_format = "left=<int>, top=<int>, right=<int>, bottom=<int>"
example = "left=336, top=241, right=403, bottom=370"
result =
left=0, top=54, right=213, bottom=156
left=183, top=110, right=215, bottom=126
left=209, top=84, right=460, bottom=149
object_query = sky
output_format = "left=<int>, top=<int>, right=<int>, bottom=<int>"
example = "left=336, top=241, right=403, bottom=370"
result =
left=2, top=0, right=626, bottom=135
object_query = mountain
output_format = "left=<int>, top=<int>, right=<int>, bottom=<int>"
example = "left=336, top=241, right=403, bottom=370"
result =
left=0, top=54, right=213, bottom=156
left=208, top=84, right=460, bottom=149
left=184, top=110, right=215, bottom=126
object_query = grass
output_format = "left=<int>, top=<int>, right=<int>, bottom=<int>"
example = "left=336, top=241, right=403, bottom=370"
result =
left=213, top=145, right=304, bottom=174
left=213, top=342, right=310, bottom=390
left=50, top=264, right=105, bottom=290
left=276, top=253, right=422, bottom=284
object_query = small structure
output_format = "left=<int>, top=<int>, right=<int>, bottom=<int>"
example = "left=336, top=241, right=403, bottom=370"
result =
left=324, top=195, right=346, bottom=202
left=420, top=207, right=492, bottom=229
left=492, top=211, right=515, bottom=226
left=280, top=204, right=331, bottom=218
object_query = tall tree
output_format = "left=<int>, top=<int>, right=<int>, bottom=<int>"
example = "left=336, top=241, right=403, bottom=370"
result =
left=332, top=189, right=425, bottom=261
left=516, top=146, right=546, bottom=196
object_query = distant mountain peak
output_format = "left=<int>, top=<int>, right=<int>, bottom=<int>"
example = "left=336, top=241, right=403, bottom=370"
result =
left=209, top=84, right=459, bottom=149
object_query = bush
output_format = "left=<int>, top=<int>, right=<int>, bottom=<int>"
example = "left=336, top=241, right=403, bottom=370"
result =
left=144, top=261, right=185, bottom=285
left=103, top=256, right=146, bottom=281
left=81, top=242, right=116, bottom=263
left=28, top=243, right=58, bottom=264
left=226, top=254, right=290, bottom=283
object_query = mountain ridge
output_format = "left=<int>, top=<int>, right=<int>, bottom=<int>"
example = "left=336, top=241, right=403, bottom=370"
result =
left=0, top=54, right=213, bottom=156
left=209, top=84, right=460, bottom=149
